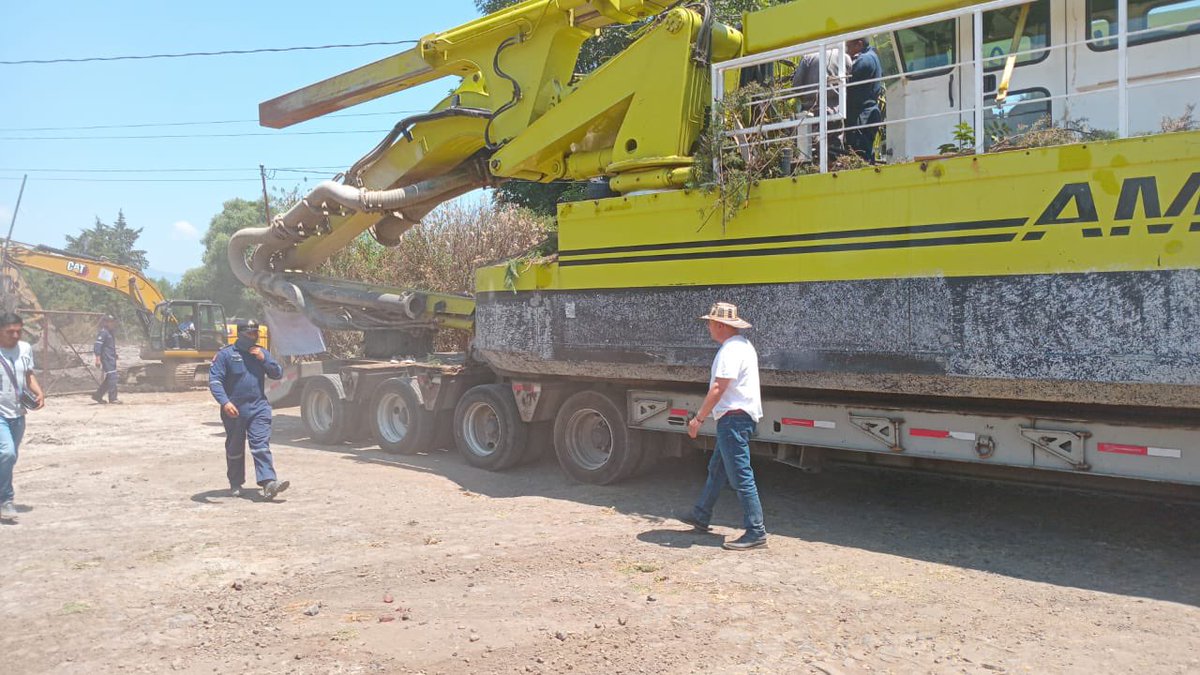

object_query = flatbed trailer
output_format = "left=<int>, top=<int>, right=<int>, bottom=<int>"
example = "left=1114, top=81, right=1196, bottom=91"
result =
left=272, top=356, right=1200, bottom=493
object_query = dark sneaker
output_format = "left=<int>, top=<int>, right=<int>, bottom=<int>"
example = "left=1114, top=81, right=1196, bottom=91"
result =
left=0, top=501, right=17, bottom=522
left=230, top=485, right=243, bottom=498
left=262, top=480, right=290, bottom=500
left=91, top=394, right=106, bottom=404
left=109, top=400, right=123, bottom=405
left=722, top=533, right=768, bottom=551
left=674, top=510, right=712, bottom=533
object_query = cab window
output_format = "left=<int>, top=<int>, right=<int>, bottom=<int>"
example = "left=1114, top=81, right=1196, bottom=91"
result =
left=984, top=89, right=1052, bottom=149
left=1088, top=0, right=1200, bottom=49
left=983, top=0, right=1051, bottom=70
left=896, top=20, right=957, bottom=78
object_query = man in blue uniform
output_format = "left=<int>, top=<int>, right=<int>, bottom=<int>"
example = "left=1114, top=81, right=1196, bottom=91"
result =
left=91, top=314, right=120, bottom=404
left=846, top=37, right=886, bottom=163
left=208, top=320, right=289, bottom=499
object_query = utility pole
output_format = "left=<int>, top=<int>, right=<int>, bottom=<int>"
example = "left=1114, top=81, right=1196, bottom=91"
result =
left=259, top=164, right=271, bottom=225
left=2, top=174, right=28, bottom=266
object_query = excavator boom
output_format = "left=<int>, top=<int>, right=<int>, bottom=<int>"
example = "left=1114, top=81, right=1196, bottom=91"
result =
left=3, top=243, right=166, bottom=337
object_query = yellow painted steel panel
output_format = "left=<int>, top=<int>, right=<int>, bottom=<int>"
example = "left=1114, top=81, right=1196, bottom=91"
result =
left=743, top=0, right=986, bottom=55
left=484, top=132, right=1200, bottom=291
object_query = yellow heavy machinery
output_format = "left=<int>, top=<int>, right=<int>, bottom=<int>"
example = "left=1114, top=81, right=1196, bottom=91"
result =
left=2, top=242, right=266, bottom=389
left=242, top=0, right=1200, bottom=490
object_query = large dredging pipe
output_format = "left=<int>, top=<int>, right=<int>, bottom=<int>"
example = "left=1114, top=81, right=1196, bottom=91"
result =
left=228, top=166, right=486, bottom=327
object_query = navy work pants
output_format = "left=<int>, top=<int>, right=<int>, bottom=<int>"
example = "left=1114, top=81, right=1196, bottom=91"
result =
left=221, top=403, right=277, bottom=488
left=93, top=370, right=118, bottom=403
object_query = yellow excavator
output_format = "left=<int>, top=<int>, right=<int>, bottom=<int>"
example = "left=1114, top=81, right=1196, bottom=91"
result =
left=1, top=241, right=267, bottom=389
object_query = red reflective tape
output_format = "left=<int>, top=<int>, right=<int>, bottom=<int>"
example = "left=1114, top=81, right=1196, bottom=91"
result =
left=669, top=408, right=689, bottom=417
left=910, top=428, right=950, bottom=439
left=1099, top=443, right=1148, bottom=456
left=782, top=418, right=815, bottom=427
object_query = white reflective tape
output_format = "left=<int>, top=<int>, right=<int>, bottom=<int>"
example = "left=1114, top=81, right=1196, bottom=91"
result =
left=814, top=420, right=836, bottom=429
left=948, top=431, right=977, bottom=441
left=1147, top=447, right=1182, bottom=459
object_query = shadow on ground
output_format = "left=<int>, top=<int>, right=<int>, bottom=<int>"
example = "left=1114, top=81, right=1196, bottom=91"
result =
left=271, top=413, right=1200, bottom=608
left=190, top=488, right=289, bottom=505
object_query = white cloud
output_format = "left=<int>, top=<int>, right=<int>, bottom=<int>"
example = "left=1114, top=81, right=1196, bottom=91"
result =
left=171, top=220, right=199, bottom=240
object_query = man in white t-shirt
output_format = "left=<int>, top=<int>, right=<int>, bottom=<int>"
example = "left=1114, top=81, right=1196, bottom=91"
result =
left=0, top=312, right=45, bottom=522
left=678, top=302, right=767, bottom=550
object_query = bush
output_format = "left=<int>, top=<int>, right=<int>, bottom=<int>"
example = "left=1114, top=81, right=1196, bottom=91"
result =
left=320, top=199, right=552, bottom=356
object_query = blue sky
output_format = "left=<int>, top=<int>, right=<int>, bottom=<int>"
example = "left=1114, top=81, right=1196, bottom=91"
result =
left=0, top=1, right=487, bottom=279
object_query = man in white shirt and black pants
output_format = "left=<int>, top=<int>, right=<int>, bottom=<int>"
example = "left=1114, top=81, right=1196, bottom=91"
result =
left=679, top=302, right=767, bottom=550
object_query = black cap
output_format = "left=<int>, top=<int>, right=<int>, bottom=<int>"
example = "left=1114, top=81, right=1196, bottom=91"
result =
left=236, top=320, right=260, bottom=335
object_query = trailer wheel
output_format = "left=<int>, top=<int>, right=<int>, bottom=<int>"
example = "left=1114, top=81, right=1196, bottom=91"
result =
left=301, top=375, right=348, bottom=444
left=453, top=384, right=527, bottom=470
left=553, top=390, right=643, bottom=485
left=370, top=377, right=435, bottom=454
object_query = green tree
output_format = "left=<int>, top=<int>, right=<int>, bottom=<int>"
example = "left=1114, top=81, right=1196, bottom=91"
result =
left=174, top=187, right=302, bottom=320
left=472, top=0, right=781, bottom=216
left=64, top=210, right=149, bottom=271
left=23, top=211, right=154, bottom=342
left=174, top=198, right=265, bottom=319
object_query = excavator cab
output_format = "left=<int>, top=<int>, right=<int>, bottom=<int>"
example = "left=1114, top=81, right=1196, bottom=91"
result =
left=149, top=301, right=229, bottom=355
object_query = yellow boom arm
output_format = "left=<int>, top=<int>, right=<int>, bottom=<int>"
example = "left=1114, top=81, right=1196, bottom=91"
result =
left=232, top=0, right=741, bottom=333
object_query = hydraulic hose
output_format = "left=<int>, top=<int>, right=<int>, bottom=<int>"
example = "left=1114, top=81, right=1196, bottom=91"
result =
left=344, top=107, right=493, bottom=186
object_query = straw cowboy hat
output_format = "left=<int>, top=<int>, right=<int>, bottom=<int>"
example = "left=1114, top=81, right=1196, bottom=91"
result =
left=700, top=301, right=751, bottom=329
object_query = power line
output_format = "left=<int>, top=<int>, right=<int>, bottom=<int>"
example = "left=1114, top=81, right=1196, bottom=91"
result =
left=1, top=39, right=419, bottom=66
left=0, top=166, right=341, bottom=174
left=0, top=129, right=393, bottom=141
left=0, top=175, right=320, bottom=183
left=0, top=110, right=427, bottom=133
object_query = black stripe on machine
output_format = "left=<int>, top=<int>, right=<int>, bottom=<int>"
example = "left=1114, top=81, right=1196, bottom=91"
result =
left=558, top=217, right=1028, bottom=258
left=559, top=232, right=1019, bottom=268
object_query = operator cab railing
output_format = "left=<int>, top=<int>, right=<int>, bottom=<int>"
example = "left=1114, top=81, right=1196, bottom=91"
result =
left=711, top=0, right=1200, bottom=176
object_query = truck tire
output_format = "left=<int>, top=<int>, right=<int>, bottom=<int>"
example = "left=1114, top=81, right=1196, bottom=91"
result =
left=553, top=389, right=643, bottom=485
left=301, top=375, right=348, bottom=444
left=453, top=383, right=527, bottom=471
left=370, top=377, right=435, bottom=454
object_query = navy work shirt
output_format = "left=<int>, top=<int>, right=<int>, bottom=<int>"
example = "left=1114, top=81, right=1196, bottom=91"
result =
left=847, top=45, right=884, bottom=119
left=208, top=344, right=283, bottom=408
left=93, top=328, right=117, bottom=368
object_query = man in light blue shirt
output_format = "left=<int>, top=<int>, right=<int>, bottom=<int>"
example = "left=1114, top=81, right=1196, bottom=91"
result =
left=0, top=312, right=45, bottom=522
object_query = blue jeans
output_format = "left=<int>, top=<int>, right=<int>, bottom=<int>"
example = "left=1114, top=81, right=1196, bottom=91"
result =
left=222, top=403, right=277, bottom=487
left=0, top=415, right=28, bottom=503
left=692, top=412, right=766, bottom=538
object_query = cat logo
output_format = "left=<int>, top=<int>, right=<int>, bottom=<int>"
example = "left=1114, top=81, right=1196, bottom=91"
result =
left=66, top=261, right=89, bottom=276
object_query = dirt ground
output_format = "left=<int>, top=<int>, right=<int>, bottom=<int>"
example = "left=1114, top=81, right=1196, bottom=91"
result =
left=2, top=391, right=1198, bottom=675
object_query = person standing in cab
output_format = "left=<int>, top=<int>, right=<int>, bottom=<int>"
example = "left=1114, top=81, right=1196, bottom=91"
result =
left=846, top=37, right=886, bottom=163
